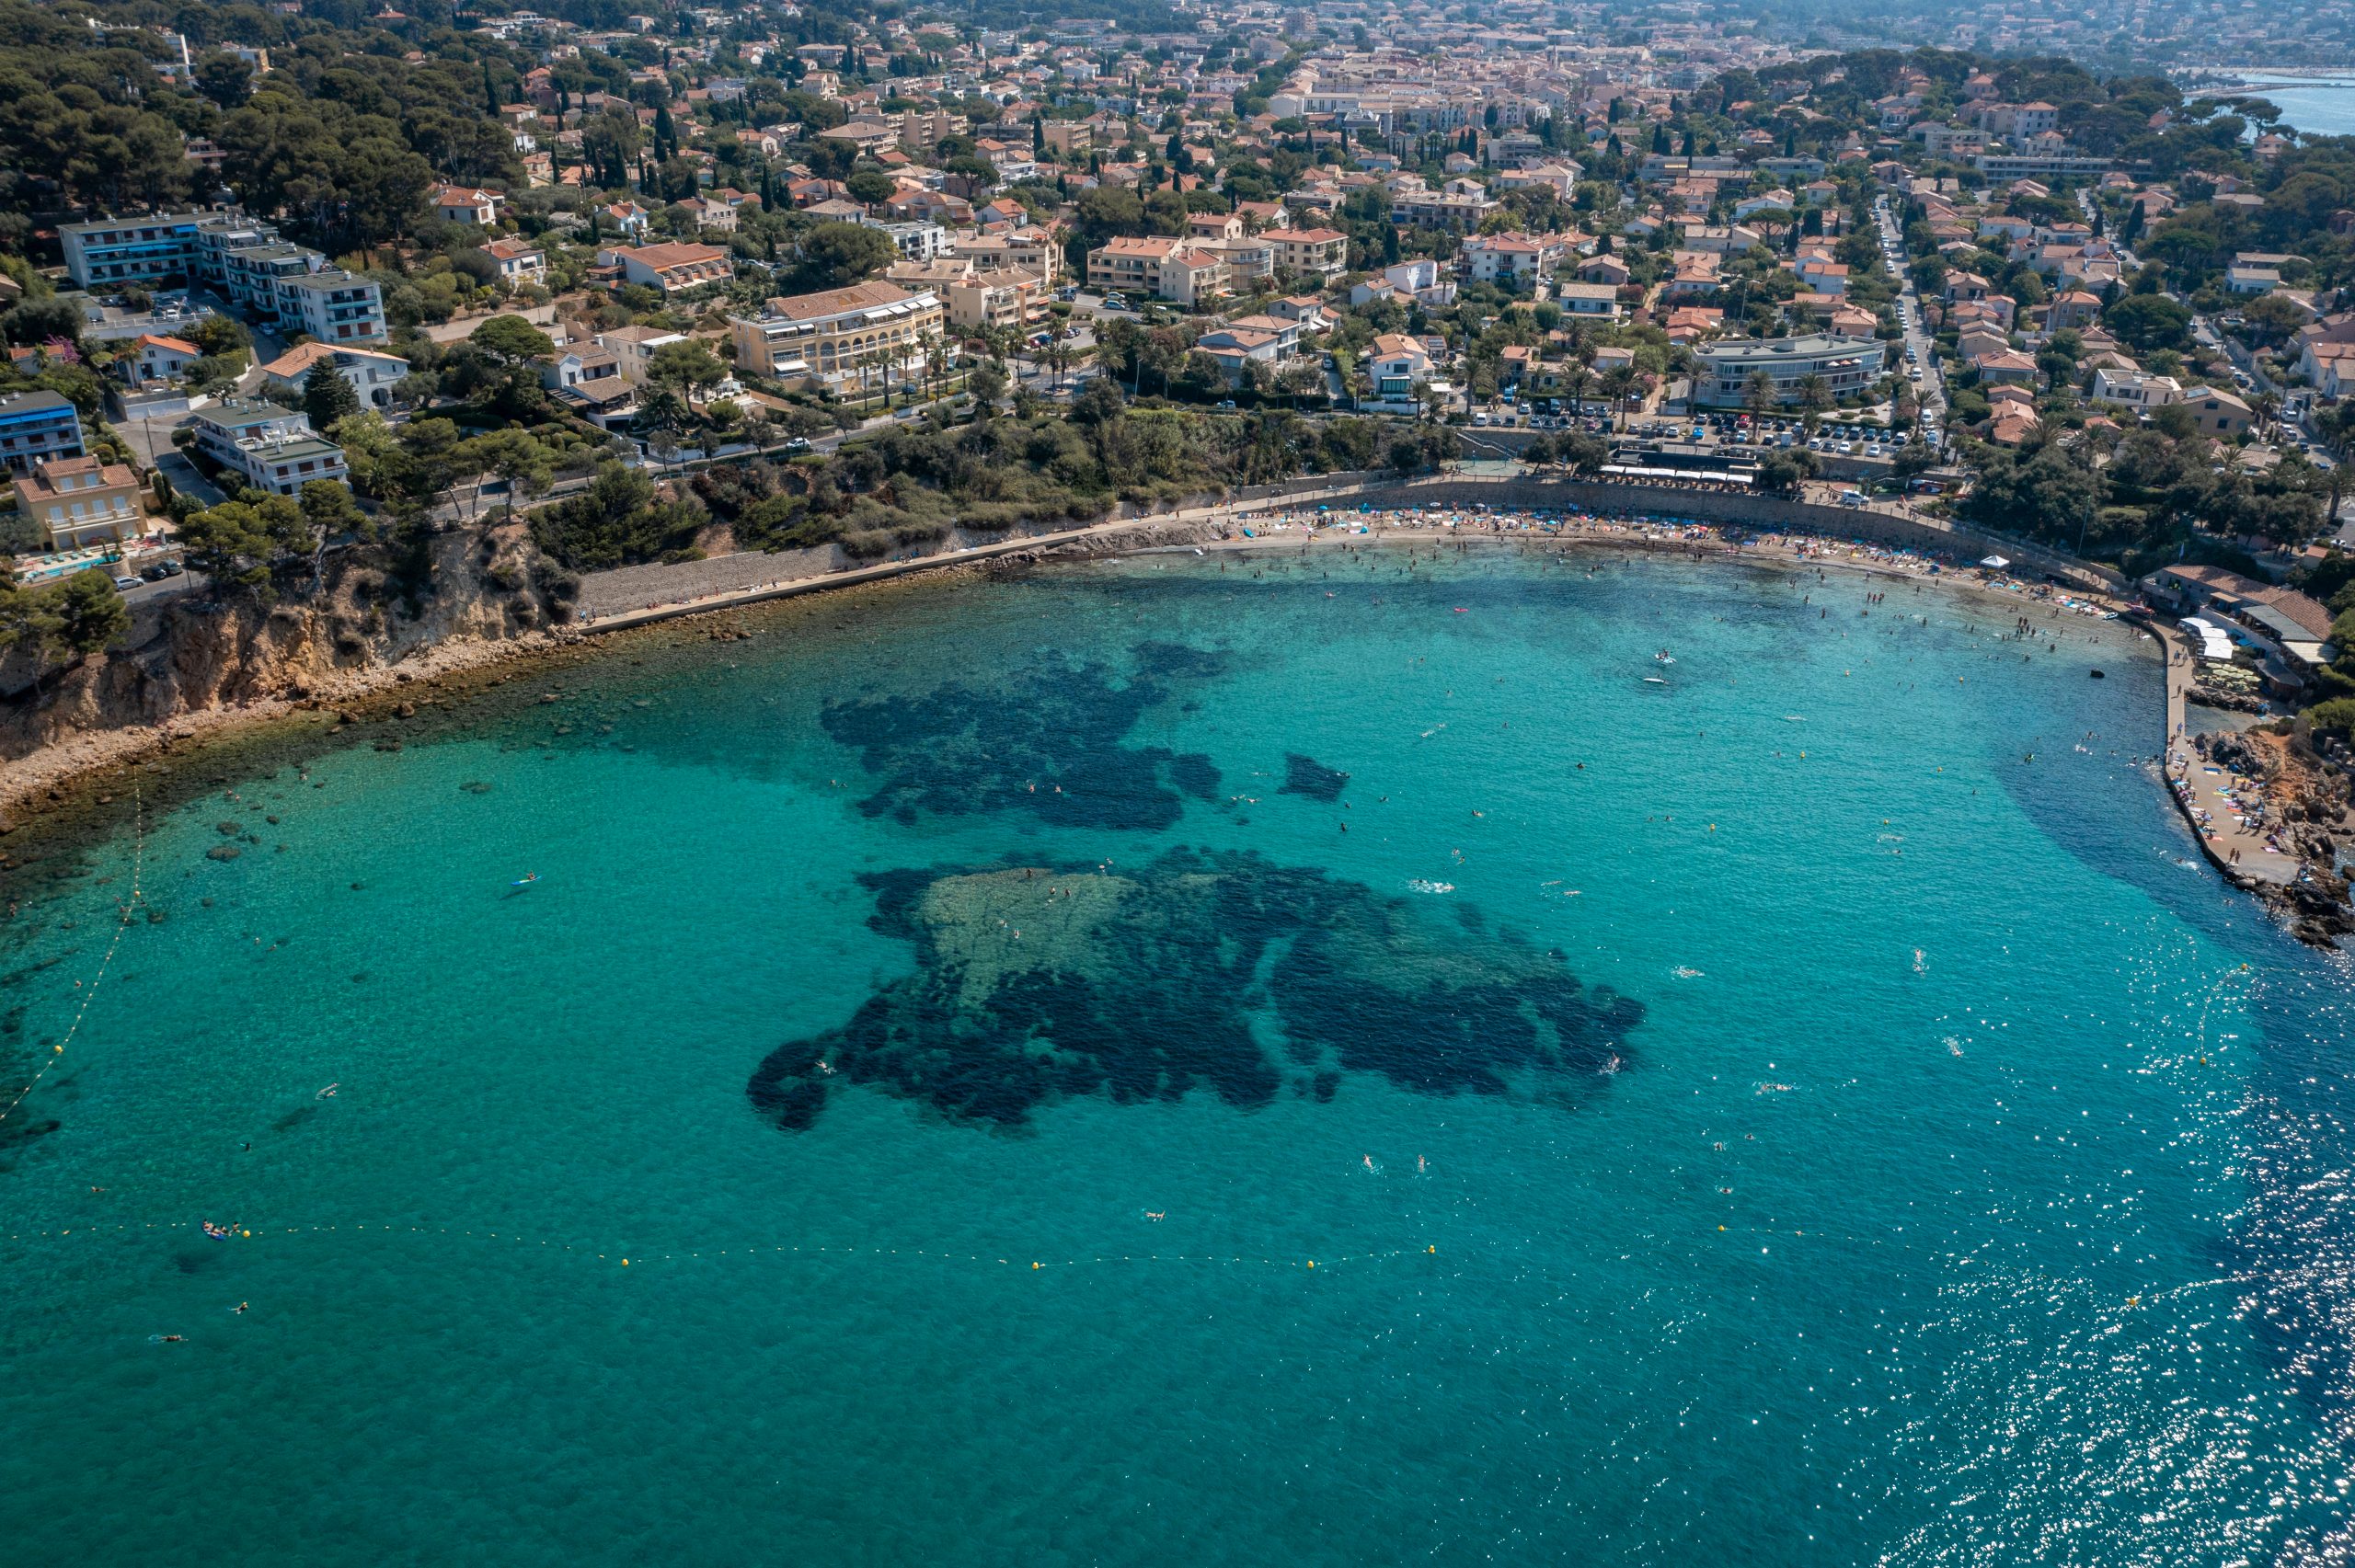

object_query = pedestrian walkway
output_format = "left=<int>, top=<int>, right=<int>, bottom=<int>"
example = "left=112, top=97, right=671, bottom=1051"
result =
left=2154, top=622, right=2301, bottom=884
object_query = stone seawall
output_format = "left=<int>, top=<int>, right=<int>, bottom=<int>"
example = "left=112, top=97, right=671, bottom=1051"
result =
left=574, top=472, right=1396, bottom=621
left=1330, top=475, right=2118, bottom=590
left=567, top=471, right=2116, bottom=631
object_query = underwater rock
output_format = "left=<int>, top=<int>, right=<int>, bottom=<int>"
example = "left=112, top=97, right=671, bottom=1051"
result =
left=1280, top=753, right=1350, bottom=803
left=748, top=847, right=1641, bottom=1133
left=820, top=651, right=1225, bottom=830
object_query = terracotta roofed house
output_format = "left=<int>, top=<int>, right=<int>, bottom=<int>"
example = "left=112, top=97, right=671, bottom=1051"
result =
left=599, top=242, right=733, bottom=297
left=430, top=185, right=505, bottom=225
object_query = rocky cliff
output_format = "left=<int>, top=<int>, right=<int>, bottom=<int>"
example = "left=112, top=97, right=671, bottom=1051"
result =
left=0, top=521, right=575, bottom=785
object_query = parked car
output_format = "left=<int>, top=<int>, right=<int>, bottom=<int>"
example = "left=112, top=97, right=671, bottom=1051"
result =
left=111, top=575, right=140, bottom=591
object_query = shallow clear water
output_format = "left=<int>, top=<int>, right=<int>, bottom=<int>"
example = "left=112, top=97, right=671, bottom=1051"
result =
left=5, top=545, right=2353, bottom=1566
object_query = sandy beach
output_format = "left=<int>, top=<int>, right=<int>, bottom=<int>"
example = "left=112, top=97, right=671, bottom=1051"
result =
left=0, top=494, right=2138, bottom=832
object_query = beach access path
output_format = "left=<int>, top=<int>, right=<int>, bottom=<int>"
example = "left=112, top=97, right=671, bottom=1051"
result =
left=571, top=489, right=1384, bottom=632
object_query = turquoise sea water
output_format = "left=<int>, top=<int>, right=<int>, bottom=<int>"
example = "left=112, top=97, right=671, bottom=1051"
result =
left=4, top=545, right=2354, bottom=1566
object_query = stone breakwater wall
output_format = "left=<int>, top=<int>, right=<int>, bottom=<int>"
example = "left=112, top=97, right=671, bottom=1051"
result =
left=573, top=472, right=1395, bottom=622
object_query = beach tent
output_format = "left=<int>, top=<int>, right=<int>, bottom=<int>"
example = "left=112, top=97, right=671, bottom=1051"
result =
left=1979, top=555, right=2011, bottom=570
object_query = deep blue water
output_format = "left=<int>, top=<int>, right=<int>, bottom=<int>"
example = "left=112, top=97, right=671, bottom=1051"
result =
left=3, top=545, right=2352, bottom=1566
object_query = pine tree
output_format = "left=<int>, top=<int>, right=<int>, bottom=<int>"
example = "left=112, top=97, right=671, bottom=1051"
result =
left=303, top=359, right=362, bottom=432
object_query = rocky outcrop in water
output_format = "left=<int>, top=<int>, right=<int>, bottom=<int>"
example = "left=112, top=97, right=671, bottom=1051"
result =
left=747, top=848, right=1642, bottom=1133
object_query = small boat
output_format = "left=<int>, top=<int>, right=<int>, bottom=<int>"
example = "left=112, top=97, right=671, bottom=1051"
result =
left=2089, top=669, right=2105, bottom=679
left=1643, top=676, right=1668, bottom=685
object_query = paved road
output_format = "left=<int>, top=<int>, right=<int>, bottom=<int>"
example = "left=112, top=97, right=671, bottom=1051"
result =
left=155, top=451, right=228, bottom=509
left=1874, top=195, right=1947, bottom=434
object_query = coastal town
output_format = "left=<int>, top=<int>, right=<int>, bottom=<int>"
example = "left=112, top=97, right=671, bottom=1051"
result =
left=16, top=6, right=2355, bottom=1559
left=2, top=0, right=2355, bottom=932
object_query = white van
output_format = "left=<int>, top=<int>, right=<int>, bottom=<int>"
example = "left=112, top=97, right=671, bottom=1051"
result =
left=1837, top=489, right=1867, bottom=508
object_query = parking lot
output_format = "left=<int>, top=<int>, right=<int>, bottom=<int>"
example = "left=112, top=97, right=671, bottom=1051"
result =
left=1477, top=402, right=1938, bottom=458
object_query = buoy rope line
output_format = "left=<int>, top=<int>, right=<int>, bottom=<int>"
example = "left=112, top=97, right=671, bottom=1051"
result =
left=0, top=1218, right=1446, bottom=1273
left=0, top=1215, right=1917, bottom=1271
left=0, top=790, right=144, bottom=1128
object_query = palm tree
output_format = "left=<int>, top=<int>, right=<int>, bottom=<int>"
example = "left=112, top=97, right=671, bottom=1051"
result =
left=1797, top=372, right=1833, bottom=417
left=1600, top=365, right=1638, bottom=429
left=1563, top=362, right=1592, bottom=418
left=1742, top=369, right=1775, bottom=418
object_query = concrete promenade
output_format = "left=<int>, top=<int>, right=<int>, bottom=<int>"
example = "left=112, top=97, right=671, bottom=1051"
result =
left=2151, top=620, right=2301, bottom=885
left=572, top=469, right=2108, bottom=634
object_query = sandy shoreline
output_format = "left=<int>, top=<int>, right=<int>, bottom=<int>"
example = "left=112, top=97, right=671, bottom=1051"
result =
left=0, top=499, right=2138, bottom=833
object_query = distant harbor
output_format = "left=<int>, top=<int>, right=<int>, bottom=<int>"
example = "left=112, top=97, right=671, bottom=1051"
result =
left=2175, top=68, right=2355, bottom=136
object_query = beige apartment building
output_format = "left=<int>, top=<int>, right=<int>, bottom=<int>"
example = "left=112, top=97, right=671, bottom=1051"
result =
left=1086, top=236, right=1228, bottom=303
left=944, top=269, right=1048, bottom=331
left=950, top=229, right=1062, bottom=284
left=1259, top=227, right=1349, bottom=279
left=728, top=280, right=944, bottom=395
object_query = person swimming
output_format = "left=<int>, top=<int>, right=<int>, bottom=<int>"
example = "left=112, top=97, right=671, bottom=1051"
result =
left=317, top=1082, right=338, bottom=1098
left=511, top=872, right=540, bottom=887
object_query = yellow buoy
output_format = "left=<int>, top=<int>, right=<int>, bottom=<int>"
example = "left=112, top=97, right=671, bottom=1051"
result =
left=621, top=1258, right=630, bottom=1266
left=1307, top=1260, right=1315, bottom=1268
left=1032, top=1261, right=1040, bottom=1269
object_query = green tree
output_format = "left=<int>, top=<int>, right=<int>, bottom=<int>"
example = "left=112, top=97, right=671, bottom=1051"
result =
left=845, top=168, right=898, bottom=207
left=1756, top=449, right=1817, bottom=496
left=1070, top=375, right=1126, bottom=426
left=2103, top=293, right=2194, bottom=352
left=39, top=568, right=130, bottom=660
left=969, top=357, right=1007, bottom=411
left=194, top=53, right=254, bottom=110
left=298, top=479, right=367, bottom=551
left=461, top=430, right=556, bottom=519
left=469, top=315, right=557, bottom=367
left=174, top=495, right=312, bottom=593
left=792, top=223, right=899, bottom=289
left=646, top=339, right=729, bottom=395
left=1558, top=431, right=1610, bottom=475
left=303, top=360, right=362, bottom=432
